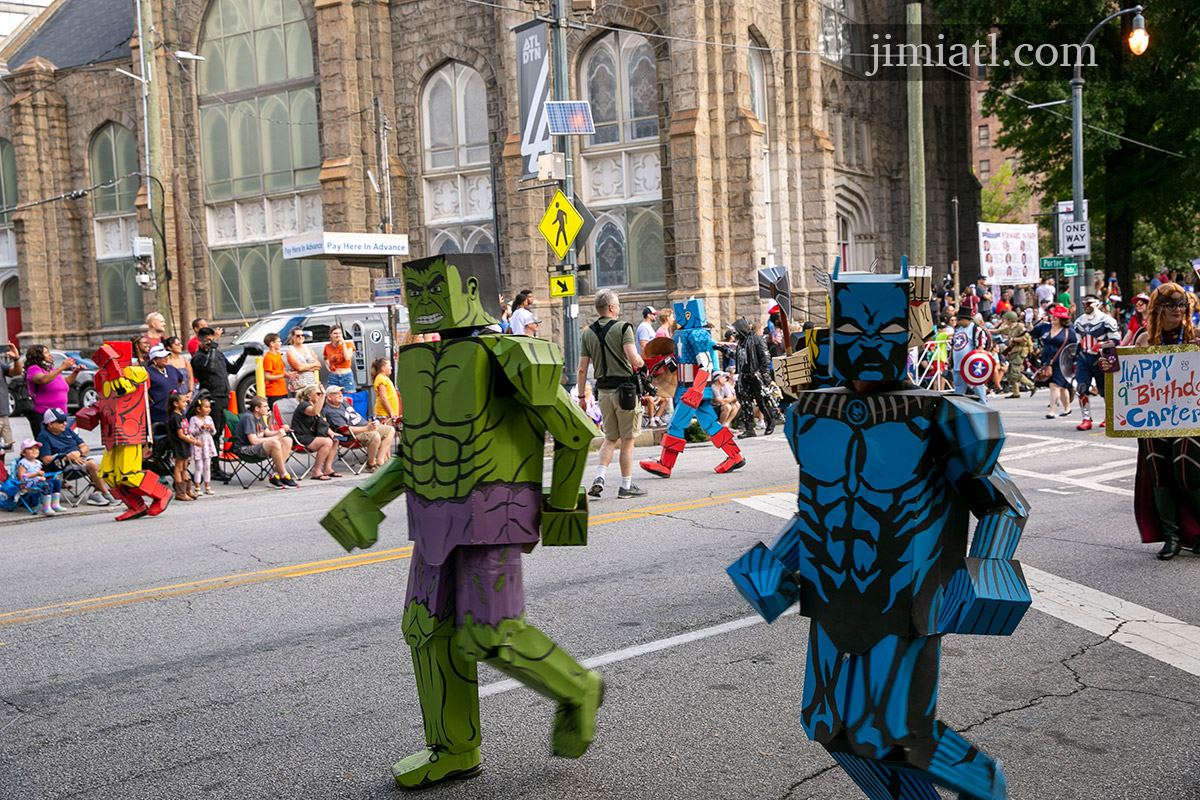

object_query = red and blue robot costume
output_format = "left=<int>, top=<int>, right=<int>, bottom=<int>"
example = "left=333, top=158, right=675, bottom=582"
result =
left=639, top=298, right=744, bottom=477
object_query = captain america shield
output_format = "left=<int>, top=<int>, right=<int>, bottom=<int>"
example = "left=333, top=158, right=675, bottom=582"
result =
left=959, top=349, right=996, bottom=386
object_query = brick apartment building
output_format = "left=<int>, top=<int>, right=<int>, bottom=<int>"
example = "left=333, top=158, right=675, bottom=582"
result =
left=969, top=65, right=1041, bottom=225
left=0, top=0, right=980, bottom=350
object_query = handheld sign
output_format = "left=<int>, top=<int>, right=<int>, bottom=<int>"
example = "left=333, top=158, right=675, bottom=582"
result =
left=1106, top=346, right=1200, bottom=437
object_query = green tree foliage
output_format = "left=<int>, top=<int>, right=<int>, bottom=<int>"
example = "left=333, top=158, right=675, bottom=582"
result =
left=1131, top=219, right=1200, bottom=286
left=932, top=0, right=1200, bottom=292
left=980, top=161, right=1034, bottom=223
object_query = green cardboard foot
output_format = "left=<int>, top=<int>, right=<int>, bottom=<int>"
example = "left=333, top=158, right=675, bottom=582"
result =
left=392, top=747, right=482, bottom=789
left=551, top=670, right=604, bottom=759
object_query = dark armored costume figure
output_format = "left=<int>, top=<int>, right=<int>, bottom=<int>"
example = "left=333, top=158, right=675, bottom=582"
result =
left=728, top=262, right=1032, bottom=800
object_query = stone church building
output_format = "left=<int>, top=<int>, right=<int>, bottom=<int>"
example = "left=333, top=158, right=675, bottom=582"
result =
left=0, top=0, right=979, bottom=349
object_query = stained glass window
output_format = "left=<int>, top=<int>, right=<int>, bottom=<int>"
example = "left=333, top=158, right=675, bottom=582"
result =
left=579, top=32, right=664, bottom=290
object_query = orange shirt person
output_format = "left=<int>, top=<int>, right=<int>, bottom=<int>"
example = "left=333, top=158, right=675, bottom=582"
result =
left=323, top=325, right=357, bottom=393
left=262, top=333, right=291, bottom=408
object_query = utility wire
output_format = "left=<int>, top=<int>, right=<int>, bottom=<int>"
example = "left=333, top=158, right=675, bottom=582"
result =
left=457, top=0, right=1191, bottom=162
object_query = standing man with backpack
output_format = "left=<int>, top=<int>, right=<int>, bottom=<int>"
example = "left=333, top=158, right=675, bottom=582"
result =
left=577, top=290, right=646, bottom=499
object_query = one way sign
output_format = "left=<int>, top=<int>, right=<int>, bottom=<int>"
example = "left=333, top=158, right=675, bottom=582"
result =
left=1059, top=220, right=1091, bottom=258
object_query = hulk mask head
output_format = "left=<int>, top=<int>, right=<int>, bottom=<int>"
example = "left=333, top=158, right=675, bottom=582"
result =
left=402, top=254, right=501, bottom=335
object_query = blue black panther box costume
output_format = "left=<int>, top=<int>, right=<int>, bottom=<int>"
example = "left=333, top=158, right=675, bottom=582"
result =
left=728, top=259, right=1032, bottom=800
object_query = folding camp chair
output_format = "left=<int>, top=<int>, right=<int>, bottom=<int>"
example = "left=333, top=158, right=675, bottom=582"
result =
left=59, top=466, right=96, bottom=507
left=331, top=425, right=368, bottom=474
left=220, top=409, right=273, bottom=490
left=271, top=398, right=313, bottom=479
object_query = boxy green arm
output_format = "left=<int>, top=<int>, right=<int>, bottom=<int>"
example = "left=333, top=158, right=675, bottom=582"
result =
left=320, top=442, right=409, bottom=552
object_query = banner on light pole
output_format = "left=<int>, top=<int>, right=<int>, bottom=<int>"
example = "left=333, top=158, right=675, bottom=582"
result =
left=515, top=20, right=553, bottom=180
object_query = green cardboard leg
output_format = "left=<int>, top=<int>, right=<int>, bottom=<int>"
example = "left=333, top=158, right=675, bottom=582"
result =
left=469, top=621, right=604, bottom=759
left=395, top=605, right=483, bottom=789
left=392, top=747, right=482, bottom=789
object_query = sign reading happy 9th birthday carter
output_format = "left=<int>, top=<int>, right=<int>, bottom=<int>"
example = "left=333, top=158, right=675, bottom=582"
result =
left=1106, top=346, right=1200, bottom=437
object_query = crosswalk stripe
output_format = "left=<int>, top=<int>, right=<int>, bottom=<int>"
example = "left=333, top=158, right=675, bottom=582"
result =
left=733, top=494, right=1200, bottom=678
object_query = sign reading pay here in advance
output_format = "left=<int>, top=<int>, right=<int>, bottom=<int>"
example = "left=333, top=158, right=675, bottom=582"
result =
left=1106, top=346, right=1200, bottom=437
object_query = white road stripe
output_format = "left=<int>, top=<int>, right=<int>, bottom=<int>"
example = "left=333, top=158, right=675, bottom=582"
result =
left=1060, top=459, right=1137, bottom=477
left=1005, top=431, right=1136, bottom=454
left=1003, top=466, right=1134, bottom=497
left=731, top=495, right=1200, bottom=678
left=479, top=607, right=799, bottom=698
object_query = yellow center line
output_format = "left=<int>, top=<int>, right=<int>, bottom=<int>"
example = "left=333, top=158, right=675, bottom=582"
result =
left=1, top=483, right=797, bottom=627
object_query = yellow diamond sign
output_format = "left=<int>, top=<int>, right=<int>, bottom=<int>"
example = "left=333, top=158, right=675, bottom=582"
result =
left=538, top=189, right=584, bottom=260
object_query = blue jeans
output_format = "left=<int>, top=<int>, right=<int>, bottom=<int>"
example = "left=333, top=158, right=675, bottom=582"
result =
left=327, top=372, right=356, bottom=392
left=951, top=370, right=988, bottom=404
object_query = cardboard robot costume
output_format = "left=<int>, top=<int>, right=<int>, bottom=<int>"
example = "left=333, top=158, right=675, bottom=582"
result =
left=727, top=260, right=1031, bottom=800
left=639, top=298, right=745, bottom=477
left=321, top=254, right=603, bottom=789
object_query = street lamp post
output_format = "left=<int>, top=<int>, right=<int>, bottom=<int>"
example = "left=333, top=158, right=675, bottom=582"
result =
left=1070, top=5, right=1147, bottom=304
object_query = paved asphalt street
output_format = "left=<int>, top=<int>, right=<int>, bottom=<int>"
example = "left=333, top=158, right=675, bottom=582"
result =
left=2, top=392, right=1199, bottom=800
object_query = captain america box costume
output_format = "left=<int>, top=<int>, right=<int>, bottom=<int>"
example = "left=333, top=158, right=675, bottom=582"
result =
left=727, top=260, right=1031, bottom=800
left=640, top=298, right=745, bottom=478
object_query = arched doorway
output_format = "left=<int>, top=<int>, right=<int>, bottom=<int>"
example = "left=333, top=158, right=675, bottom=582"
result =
left=2, top=277, right=21, bottom=343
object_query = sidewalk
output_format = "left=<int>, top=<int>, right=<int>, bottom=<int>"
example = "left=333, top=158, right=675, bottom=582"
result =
left=0, top=413, right=375, bottom=525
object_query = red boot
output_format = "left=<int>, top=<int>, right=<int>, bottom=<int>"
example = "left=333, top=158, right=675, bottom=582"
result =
left=111, top=486, right=148, bottom=522
left=711, top=427, right=746, bottom=474
left=141, top=475, right=173, bottom=516
left=640, top=434, right=686, bottom=478
left=1076, top=419, right=1093, bottom=431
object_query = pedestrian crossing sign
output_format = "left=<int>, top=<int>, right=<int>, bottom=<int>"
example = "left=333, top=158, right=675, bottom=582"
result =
left=538, top=189, right=584, bottom=260
left=550, top=274, right=576, bottom=298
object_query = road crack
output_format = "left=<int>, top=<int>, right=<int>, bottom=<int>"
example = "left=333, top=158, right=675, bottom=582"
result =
left=210, top=542, right=267, bottom=565
left=962, top=620, right=1133, bottom=734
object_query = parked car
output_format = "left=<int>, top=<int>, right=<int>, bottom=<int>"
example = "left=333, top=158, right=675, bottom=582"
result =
left=222, top=303, right=407, bottom=411
left=5, top=350, right=99, bottom=415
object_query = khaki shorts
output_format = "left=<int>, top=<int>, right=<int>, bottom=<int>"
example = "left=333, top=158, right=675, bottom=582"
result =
left=597, top=388, right=642, bottom=442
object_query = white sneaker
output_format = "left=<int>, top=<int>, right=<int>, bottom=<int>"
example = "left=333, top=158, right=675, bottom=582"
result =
left=86, top=494, right=111, bottom=507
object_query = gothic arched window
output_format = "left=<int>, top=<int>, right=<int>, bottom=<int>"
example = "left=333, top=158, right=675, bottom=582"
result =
left=578, top=31, right=664, bottom=290
left=90, top=123, right=143, bottom=326
left=420, top=62, right=494, bottom=256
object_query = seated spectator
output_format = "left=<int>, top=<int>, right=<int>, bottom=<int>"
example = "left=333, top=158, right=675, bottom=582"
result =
left=291, top=384, right=338, bottom=480
left=36, top=408, right=115, bottom=506
left=146, top=345, right=187, bottom=427
left=16, top=438, right=62, bottom=515
left=232, top=396, right=298, bottom=489
left=711, top=371, right=740, bottom=427
left=321, top=384, right=395, bottom=472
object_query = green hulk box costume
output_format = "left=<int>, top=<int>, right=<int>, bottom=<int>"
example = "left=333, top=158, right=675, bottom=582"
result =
left=321, top=254, right=602, bottom=788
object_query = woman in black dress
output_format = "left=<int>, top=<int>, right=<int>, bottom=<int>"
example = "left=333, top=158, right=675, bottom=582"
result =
left=1038, top=305, right=1076, bottom=419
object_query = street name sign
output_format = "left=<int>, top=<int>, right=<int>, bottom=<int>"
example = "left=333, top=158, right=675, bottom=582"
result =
left=538, top=189, right=584, bottom=260
left=1040, top=256, right=1067, bottom=270
left=549, top=274, right=576, bottom=298
left=1061, top=220, right=1091, bottom=258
